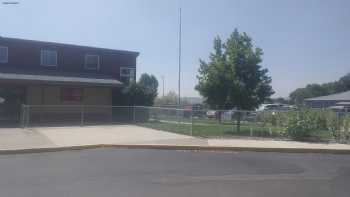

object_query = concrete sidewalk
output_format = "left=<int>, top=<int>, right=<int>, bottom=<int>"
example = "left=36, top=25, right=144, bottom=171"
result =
left=0, top=125, right=350, bottom=153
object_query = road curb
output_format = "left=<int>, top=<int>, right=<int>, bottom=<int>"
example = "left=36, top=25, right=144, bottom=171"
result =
left=1, top=144, right=350, bottom=155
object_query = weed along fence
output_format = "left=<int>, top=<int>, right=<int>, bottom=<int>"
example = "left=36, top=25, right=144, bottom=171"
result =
left=20, top=105, right=350, bottom=143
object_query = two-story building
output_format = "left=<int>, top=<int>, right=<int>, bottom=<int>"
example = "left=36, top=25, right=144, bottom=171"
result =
left=0, top=37, right=139, bottom=124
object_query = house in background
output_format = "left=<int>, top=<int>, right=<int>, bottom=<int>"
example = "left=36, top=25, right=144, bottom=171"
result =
left=304, top=90, right=350, bottom=110
left=0, top=37, right=139, bottom=124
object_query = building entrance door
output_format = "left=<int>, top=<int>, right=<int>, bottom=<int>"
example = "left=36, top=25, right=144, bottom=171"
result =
left=0, top=86, right=25, bottom=126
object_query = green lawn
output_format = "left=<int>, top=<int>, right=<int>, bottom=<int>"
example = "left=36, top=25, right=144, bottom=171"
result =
left=135, top=119, right=345, bottom=143
left=138, top=121, right=192, bottom=136
left=192, top=123, right=283, bottom=138
left=137, top=120, right=284, bottom=138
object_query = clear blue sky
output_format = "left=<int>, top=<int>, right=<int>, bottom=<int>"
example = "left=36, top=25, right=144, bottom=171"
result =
left=1, top=0, right=349, bottom=98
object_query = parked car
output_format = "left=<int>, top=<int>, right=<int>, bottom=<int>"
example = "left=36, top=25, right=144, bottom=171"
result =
left=192, top=104, right=205, bottom=117
left=183, top=104, right=205, bottom=118
left=206, top=110, right=217, bottom=118
left=258, top=104, right=295, bottom=111
left=183, top=105, right=192, bottom=118
left=264, top=104, right=283, bottom=111
left=221, top=110, right=234, bottom=121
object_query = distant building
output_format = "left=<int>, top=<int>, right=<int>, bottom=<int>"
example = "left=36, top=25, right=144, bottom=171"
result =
left=304, top=90, right=350, bottom=109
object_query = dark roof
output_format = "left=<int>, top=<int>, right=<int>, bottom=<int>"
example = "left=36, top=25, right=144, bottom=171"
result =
left=0, top=70, right=122, bottom=87
left=0, top=36, right=139, bottom=56
left=305, top=90, right=350, bottom=101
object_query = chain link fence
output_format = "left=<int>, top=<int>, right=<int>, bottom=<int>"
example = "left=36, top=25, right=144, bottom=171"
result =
left=20, top=105, right=350, bottom=143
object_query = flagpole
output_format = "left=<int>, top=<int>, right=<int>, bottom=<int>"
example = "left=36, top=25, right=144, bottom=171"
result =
left=178, top=8, right=182, bottom=108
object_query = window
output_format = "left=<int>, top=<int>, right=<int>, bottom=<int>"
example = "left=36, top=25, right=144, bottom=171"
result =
left=85, top=55, right=100, bottom=70
left=61, top=88, right=83, bottom=102
left=41, top=49, right=57, bottom=66
left=120, top=67, right=136, bottom=84
left=0, top=46, right=8, bottom=63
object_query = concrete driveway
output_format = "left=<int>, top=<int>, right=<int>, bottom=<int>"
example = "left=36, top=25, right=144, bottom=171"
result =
left=0, top=125, right=207, bottom=150
left=0, top=128, right=55, bottom=150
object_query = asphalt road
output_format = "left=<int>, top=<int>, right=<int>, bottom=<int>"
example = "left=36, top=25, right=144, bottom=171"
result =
left=0, top=149, right=349, bottom=197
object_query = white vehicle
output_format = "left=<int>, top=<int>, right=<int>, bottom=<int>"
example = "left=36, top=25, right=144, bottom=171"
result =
left=258, top=104, right=295, bottom=111
left=206, top=110, right=217, bottom=118
left=221, top=110, right=234, bottom=121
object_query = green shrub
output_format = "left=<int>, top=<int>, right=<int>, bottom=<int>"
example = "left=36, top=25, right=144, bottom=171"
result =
left=340, top=115, right=350, bottom=143
left=257, top=111, right=288, bottom=129
left=325, top=110, right=340, bottom=139
left=284, top=109, right=335, bottom=141
left=257, top=111, right=279, bottom=126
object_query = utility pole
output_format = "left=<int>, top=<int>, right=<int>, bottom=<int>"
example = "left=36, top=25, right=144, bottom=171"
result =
left=177, top=8, right=182, bottom=108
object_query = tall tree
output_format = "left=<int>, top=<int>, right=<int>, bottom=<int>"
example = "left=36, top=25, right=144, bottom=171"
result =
left=138, top=74, right=159, bottom=94
left=137, top=73, right=158, bottom=105
left=113, top=73, right=158, bottom=106
left=196, top=29, right=274, bottom=110
left=338, top=73, right=350, bottom=91
left=196, top=29, right=274, bottom=131
left=196, top=37, right=229, bottom=109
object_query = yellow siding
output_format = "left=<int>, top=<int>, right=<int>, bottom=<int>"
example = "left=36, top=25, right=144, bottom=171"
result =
left=26, top=86, right=113, bottom=123
left=26, top=86, right=112, bottom=105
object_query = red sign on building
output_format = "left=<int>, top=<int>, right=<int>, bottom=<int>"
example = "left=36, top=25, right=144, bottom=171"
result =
left=61, top=88, right=83, bottom=102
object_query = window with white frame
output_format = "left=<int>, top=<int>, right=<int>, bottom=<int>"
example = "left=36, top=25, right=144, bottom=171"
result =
left=0, top=46, right=8, bottom=63
left=120, top=67, right=136, bottom=84
left=41, top=49, right=57, bottom=66
left=85, top=55, right=100, bottom=70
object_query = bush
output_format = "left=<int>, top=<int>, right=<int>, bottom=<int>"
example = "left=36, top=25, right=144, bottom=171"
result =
left=257, top=111, right=288, bottom=127
left=339, top=115, right=350, bottom=143
left=255, top=109, right=350, bottom=142
left=284, top=109, right=335, bottom=141
left=112, top=73, right=158, bottom=106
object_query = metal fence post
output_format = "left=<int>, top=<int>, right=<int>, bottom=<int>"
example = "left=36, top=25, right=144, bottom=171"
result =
left=80, top=105, right=84, bottom=126
left=133, top=106, right=136, bottom=123
left=177, top=109, right=180, bottom=129
left=190, top=110, right=193, bottom=136
left=25, top=105, right=30, bottom=128
left=20, top=104, right=26, bottom=128
left=109, top=106, right=113, bottom=124
left=232, top=118, right=235, bottom=133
